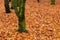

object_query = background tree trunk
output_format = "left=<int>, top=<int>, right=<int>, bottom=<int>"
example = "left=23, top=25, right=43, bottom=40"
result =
left=4, top=0, right=11, bottom=13
left=18, top=0, right=28, bottom=33
left=11, top=0, right=27, bottom=33
left=51, top=0, right=55, bottom=5
left=37, top=0, right=40, bottom=3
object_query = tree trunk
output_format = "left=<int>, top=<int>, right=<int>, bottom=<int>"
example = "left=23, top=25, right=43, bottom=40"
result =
left=11, top=0, right=28, bottom=33
left=51, top=0, right=55, bottom=5
left=18, top=0, right=28, bottom=33
left=37, top=0, right=40, bottom=3
left=4, top=0, right=11, bottom=13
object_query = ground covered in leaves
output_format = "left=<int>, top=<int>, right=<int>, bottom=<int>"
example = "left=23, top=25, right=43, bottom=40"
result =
left=0, top=0, right=60, bottom=40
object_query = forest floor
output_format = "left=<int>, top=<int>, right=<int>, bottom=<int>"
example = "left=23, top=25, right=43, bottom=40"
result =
left=0, top=0, right=60, bottom=40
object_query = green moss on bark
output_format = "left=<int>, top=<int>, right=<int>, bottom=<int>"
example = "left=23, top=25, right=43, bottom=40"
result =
left=11, top=0, right=28, bottom=33
left=51, top=0, right=55, bottom=5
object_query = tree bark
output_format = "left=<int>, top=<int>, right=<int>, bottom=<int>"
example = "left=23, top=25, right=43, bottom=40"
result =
left=11, top=0, right=27, bottom=33
left=4, top=0, right=11, bottom=13
left=18, top=0, right=28, bottom=33
left=51, top=0, right=55, bottom=5
left=37, top=0, right=40, bottom=3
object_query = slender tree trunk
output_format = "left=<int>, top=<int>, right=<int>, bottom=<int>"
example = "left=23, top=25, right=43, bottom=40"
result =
left=37, top=0, right=40, bottom=3
left=18, top=0, right=28, bottom=33
left=51, top=0, right=55, bottom=5
left=11, top=0, right=27, bottom=33
left=9, top=0, right=11, bottom=2
left=4, top=0, right=11, bottom=13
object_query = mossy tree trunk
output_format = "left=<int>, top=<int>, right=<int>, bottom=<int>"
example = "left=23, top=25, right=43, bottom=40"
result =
left=51, top=0, right=55, bottom=5
left=11, top=0, right=27, bottom=33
